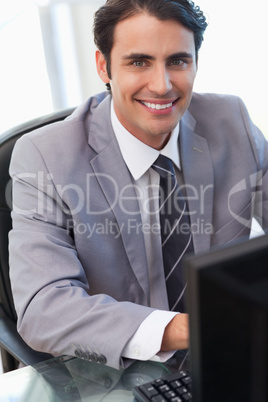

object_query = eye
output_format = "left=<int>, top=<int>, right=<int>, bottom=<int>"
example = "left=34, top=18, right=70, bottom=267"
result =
left=133, top=60, right=146, bottom=67
left=170, top=59, right=184, bottom=66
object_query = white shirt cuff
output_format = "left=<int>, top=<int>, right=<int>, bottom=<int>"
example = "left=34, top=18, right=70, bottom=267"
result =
left=121, top=310, right=178, bottom=362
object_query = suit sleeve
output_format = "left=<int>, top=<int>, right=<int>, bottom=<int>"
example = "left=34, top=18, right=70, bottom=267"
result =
left=237, top=97, right=268, bottom=230
left=9, top=135, right=155, bottom=370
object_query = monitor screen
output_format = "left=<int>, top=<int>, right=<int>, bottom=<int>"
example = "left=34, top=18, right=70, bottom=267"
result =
left=185, top=233, right=268, bottom=402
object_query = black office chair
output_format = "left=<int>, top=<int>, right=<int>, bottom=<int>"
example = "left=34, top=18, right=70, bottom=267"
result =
left=0, top=107, right=75, bottom=372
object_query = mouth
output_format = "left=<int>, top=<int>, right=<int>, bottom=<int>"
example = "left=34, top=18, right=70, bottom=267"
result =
left=137, top=98, right=179, bottom=112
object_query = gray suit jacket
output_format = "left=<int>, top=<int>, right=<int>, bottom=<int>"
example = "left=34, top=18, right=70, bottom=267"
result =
left=9, top=92, right=268, bottom=369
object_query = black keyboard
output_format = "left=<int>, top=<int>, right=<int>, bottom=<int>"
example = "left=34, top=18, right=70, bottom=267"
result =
left=133, top=370, right=192, bottom=402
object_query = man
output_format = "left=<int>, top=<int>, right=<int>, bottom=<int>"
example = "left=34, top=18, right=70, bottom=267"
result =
left=9, top=0, right=268, bottom=370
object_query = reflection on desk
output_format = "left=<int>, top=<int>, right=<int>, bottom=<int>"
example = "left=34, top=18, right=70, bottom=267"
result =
left=0, top=352, right=189, bottom=401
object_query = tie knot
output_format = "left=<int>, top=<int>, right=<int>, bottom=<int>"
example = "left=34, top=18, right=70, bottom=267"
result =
left=152, top=155, right=175, bottom=178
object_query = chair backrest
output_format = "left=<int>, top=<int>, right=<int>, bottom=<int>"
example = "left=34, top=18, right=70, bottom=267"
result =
left=0, top=108, right=75, bottom=323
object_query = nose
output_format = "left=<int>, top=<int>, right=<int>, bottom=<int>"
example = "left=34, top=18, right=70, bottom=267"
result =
left=147, top=65, right=172, bottom=95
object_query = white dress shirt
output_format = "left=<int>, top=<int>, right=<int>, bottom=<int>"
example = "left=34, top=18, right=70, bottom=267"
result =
left=110, top=101, right=181, bottom=362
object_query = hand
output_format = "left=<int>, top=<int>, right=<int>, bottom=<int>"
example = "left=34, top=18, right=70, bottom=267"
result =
left=160, top=313, right=189, bottom=351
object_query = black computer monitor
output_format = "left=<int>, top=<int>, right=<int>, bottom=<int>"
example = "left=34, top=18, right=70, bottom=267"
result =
left=185, top=233, right=268, bottom=402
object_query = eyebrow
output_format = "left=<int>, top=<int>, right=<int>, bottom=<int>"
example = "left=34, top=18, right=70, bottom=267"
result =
left=122, top=52, right=194, bottom=61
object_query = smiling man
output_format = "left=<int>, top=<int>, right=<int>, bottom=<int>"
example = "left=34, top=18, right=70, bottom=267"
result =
left=9, top=0, right=268, bottom=370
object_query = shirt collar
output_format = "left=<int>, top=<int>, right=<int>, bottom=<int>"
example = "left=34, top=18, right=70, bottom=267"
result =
left=111, top=100, right=181, bottom=181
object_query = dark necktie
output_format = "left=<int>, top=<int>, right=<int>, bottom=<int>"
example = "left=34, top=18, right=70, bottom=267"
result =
left=152, top=154, right=193, bottom=312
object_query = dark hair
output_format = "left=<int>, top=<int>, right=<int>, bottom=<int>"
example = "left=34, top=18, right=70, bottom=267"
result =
left=93, top=0, right=208, bottom=90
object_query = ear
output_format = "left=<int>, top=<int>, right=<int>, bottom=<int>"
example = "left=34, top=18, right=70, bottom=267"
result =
left=96, top=50, right=110, bottom=84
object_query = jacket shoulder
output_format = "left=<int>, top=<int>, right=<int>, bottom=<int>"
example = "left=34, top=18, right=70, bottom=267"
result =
left=10, top=92, right=110, bottom=174
left=187, top=92, right=250, bottom=134
left=189, top=92, right=243, bottom=116
left=18, top=91, right=109, bottom=144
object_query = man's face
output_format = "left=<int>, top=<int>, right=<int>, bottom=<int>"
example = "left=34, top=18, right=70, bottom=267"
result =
left=97, top=13, right=197, bottom=150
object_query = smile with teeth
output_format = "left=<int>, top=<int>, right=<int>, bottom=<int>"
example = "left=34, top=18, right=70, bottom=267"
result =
left=140, top=100, right=174, bottom=110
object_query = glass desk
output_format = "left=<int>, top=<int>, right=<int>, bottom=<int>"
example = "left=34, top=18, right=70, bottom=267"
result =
left=0, top=351, right=189, bottom=401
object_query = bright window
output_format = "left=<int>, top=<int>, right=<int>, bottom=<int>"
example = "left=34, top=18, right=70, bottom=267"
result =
left=195, top=0, right=268, bottom=137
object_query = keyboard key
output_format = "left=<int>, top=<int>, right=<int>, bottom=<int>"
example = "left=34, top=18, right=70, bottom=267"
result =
left=164, top=390, right=177, bottom=399
left=152, top=395, right=167, bottom=402
left=181, top=376, right=191, bottom=386
left=170, top=380, right=183, bottom=389
left=159, top=384, right=171, bottom=393
left=139, top=384, right=158, bottom=398
left=181, top=393, right=192, bottom=401
left=177, top=387, right=188, bottom=395
left=153, top=379, right=166, bottom=387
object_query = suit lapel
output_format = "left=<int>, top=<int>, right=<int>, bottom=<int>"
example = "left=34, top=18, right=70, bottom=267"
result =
left=87, top=96, right=150, bottom=301
left=180, top=111, right=214, bottom=253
